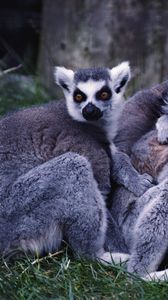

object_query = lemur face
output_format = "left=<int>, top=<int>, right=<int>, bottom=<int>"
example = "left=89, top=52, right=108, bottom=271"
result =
left=54, top=62, right=130, bottom=123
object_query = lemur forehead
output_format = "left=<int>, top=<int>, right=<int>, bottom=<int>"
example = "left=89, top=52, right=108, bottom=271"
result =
left=76, top=79, right=106, bottom=97
left=74, top=67, right=111, bottom=83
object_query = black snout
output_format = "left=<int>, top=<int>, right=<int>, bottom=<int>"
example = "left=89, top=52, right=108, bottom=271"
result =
left=82, top=103, right=103, bottom=121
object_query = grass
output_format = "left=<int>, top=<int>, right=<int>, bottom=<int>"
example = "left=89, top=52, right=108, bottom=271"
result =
left=0, top=73, right=168, bottom=299
left=0, top=249, right=168, bottom=300
left=0, top=73, right=50, bottom=115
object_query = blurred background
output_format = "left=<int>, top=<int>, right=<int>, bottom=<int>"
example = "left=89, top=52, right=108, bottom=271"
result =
left=0, top=0, right=168, bottom=113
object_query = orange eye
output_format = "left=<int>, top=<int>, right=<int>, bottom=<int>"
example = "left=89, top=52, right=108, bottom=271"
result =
left=100, top=91, right=110, bottom=100
left=74, top=94, right=83, bottom=102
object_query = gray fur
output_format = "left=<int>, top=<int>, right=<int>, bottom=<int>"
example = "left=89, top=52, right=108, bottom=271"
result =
left=111, top=148, right=154, bottom=196
left=74, top=67, right=110, bottom=83
left=106, top=80, right=168, bottom=278
left=126, top=129, right=168, bottom=276
left=55, top=64, right=153, bottom=196
left=0, top=99, right=116, bottom=259
left=0, top=100, right=111, bottom=197
left=155, top=89, right=168, bottom=144
left=110, top=173, right=168, bottom=277
left=114, top=82, right=168, bottom=154
left=128, top=179, right=168, bottom=275
left=1, top=152, right=107, bottom=258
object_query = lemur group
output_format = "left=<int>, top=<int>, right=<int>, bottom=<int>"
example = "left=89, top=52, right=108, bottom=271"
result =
left=0, top=62, right=168, bottom=281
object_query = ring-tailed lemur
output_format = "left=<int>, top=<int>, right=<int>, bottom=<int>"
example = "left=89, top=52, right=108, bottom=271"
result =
left=0, top=64, right=131, bottom=264
left=127, top=99, right=168, bottom=280
left=105, top=80, right=168, bottom=281
left=55, top=62, right=153, bottom=196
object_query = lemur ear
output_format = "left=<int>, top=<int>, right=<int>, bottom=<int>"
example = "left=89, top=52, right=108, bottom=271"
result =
left=54, top=67, right=74, bottom=92
left=110, top=62, right=131, bottom=94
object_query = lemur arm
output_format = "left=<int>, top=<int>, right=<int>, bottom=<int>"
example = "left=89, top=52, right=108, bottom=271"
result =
left=112, top=82, right=168, bottom=195
left=110, top=143, right=153, bottom=196
left=115, top=87, right=166, bottom=155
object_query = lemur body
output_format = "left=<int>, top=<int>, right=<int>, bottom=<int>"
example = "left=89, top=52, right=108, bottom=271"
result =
left=126, top=126, right=168, bottom=280
left=105, top=81, right=168, bottom=280
left=0, top=64, right=134, bottom=263
left=0, top=99, right=112, bottom=260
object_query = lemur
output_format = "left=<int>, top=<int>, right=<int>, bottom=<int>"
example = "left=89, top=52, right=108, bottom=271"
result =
left=55, top=62, right=153, bottom=197
left=105, top=80, right=168, bottom=280
left=0, top=64, right=136, bottom=264
left=126, top=105, right=168, bottom=280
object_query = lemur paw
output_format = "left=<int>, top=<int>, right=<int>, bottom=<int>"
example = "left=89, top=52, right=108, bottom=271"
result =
left=132, top=173, right=154, bottom=197
left=157, top=128, right=168, bottom=144
left=98, top=252, right=130, bottom=265
left=156, top=115, right=168, bottom=144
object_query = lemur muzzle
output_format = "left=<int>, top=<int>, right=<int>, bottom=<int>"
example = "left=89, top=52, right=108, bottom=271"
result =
left=82, top=103, right=103, bottom=121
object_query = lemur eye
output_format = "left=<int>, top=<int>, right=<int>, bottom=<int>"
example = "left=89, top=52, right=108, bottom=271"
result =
left=96, top=86, right=112, bottom=101
left=73, top=89, right=87, bottom=103
left=74, top=94, right=83, bottom=102
left=100, top=91, right=110, bottom=100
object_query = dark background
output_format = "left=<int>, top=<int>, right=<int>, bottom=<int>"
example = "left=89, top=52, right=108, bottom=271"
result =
left=1, top=0, right=168, bottom=103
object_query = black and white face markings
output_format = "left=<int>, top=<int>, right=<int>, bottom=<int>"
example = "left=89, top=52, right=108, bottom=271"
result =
left=73, top=83, right=112, bottom=121
left=70, top=67, right=114, bottom=121
left=55, top=62, right=131, bottom=123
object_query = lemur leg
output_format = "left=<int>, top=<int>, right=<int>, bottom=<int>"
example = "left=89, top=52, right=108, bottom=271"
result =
left=128, top=180, right=168, bottom=276
left=104, top=209, right=128, bottom=253
left=2, top=152, right=109, bottom=261
left=156, top=115, right=168, bottom=144
left=110, top=144, right=154, bottom=197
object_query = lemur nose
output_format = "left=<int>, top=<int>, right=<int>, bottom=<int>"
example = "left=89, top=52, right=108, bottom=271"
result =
left=85, top=103, right=95, bottom=113
left=82, top=103, right=103, bottom=121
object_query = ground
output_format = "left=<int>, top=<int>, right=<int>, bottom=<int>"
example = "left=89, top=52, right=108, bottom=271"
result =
left=0, top=249, right=168, bottom=300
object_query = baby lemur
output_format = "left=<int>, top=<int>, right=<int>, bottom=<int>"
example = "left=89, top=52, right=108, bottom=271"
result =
left=55, top=62, right=153, bottom=196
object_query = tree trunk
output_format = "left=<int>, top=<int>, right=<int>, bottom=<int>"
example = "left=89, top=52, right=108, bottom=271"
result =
left=38, top=0, right=168, bottom=97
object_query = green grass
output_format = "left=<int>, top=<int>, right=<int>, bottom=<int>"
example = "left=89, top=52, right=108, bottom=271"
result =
left=0, top=250, right=168, bottom=300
